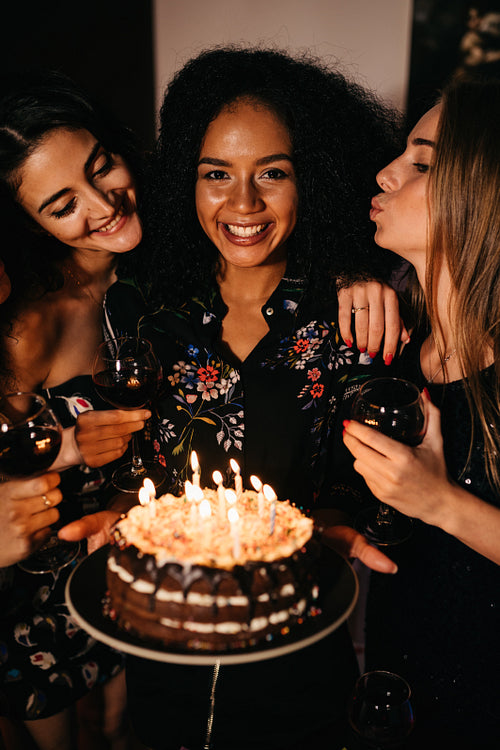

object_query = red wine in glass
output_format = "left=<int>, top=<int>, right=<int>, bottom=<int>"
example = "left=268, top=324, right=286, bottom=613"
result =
left=349, top=670, right=415, bottom=748
left=93, top=337, right=166, bottom=492
left=0, top=392, right=80, bottom=573
left=351, top=377, right=427, bottom=545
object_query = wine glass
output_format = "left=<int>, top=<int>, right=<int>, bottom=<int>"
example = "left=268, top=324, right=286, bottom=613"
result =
left=349, top=670, right=415, bottom=748
left=351, top=377, right=426, bottom=545
left=0, top=391, right=80, bottom=573
left=92, top=336, right=165, bottom=492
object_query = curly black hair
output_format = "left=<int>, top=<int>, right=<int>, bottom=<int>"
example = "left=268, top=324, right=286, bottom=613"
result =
left=140, top=46, right=402, bottom=308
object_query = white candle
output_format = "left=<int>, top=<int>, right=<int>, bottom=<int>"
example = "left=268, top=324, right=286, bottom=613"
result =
left=230, top=458, right=243, bottom=498
left=191, top=450, right=201, bottom=487
left=139, top=485, right=156, bottom=517
left=213, top=470, right=226, bottom=518
left=263, top=484, right=277, bottom=535
left=143, top=477, right=156, bottom=500
left=228, top=507, right=241, bottom=559
left=225, top=489, right=237, bottom=508
left=199, top=499, right=212, bottom=546
left=250, top=474, right=265, bottom=517
left=184, top=479, right=194, bottom=502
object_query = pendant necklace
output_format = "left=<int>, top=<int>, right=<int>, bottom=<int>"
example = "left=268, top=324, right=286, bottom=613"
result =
left=427, top=348, right=457, bottom=384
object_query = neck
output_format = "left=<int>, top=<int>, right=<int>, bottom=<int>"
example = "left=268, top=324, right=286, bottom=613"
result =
left=217, top=258, right=287, bottom=306
left=65, top=249, right=117, bottom=288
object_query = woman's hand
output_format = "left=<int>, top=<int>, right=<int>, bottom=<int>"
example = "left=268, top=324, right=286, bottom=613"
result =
left=58, top=510, right=122, bottom=554
left=337, top=281, right=409, bottom=364
left=0, top=472, right=62, bottom=567
left=75, top=408, right=151, bottom=468
left=322, top=524, right=398, bottom=574
left=343, top=393, right=452, bottom=528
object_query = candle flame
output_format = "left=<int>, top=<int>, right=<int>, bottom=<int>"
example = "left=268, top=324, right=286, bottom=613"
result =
left=229, top=458, right=240, bottom=474
left=228, top=507, right=239, bottom=523
left=225, top=489, right=237, bottom=505
left=143, top=477, right=156, bottom=499
left=191, top=450, right=200, bottom=472
left=263, top=484, right=277, bottom=502
left=199, top=499, right=211, bottom=519
left=250, top=474, right=262, bottom=491
left=212, top=470, right=223, bottom=485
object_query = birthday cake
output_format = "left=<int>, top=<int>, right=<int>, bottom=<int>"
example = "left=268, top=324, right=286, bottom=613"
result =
left=106, top=484, right=320, bottom=651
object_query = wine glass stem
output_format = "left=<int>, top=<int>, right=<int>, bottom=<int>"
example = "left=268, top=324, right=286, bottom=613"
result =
left=375, top=502, right=394, bottom=526
left=130, top=434, right=147, bottom=477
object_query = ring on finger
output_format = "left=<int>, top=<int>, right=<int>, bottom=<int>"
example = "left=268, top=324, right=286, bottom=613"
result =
left=43, top=495, right=51, bottom=507
left=351, top=306, right=369, bottom=313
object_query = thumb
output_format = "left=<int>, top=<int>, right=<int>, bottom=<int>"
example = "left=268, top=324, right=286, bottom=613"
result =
left=58, top=511, right=120, bottom=542
left=421, top=388, right=443, bottom=445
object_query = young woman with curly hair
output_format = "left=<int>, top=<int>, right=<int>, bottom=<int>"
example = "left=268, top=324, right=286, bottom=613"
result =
left=72, top=47, right=403, bottom=750
left=344, top=78, right=500, bottom=744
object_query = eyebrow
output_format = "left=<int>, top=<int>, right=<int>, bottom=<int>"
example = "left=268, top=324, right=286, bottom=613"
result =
left=412, top=137, right=435, bottom=148
left=37, top=141, right=102, bottom=213
left=198, top=153, right=293, bottom=167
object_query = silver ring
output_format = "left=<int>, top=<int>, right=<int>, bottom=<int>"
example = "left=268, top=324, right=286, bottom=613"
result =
left=43, top=495, right=51, bottom=507
left=351, top=306, right=369, bottom=313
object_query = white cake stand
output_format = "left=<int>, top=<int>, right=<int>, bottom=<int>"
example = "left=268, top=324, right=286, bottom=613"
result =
left=65, top=544, right=358, bottom=666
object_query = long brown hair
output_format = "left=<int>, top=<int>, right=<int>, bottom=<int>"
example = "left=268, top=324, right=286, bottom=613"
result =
left=427, top=79, right=500, bottom=490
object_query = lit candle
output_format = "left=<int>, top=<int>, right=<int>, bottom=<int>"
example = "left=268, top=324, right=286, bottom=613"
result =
left=184, top=479, right=194, bottom=502
left=250, top=474, right=265, bottom=517
left=213, top=470, right=226, bottom=518
left=143, top=477, right=156, bottom=501
left=230, top=458, right=243, bottom=498
left=228, top=506, right=241, bottom=559
left=263, top=484, right=277, bottom=535
left=191, top=450, right=201, bottom=487
left=225, top=489, right=237, bottom=509
left=139, top=484, right=156, bottom=518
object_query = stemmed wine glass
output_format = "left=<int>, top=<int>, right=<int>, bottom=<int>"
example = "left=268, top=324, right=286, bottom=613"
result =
left=92, top=336, right=165, bottom=492
left=349, top=670, right=415, bottom=748
left=0, top=392, right=80, bottom=573
left=351, top=377, right=427, bottom=546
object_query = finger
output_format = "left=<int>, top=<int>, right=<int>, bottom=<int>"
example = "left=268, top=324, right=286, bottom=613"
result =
left=352, top=308, right=369, bottom=353
left=78, top=423, right=140, bottom=443
left=5, top=472, right=61, bottom=501
left=78, top=409, right=151, bottom=427
left=343, top=420, right=403, bottom=458
left=380, top=306, right=402, bottom=365
left=33, top=488, right=63, bottom=515
left=84, top=447, right=132, bottom=469
left=337, top=287, right=354, bottom=347
left=324, top=525, right=397, bottom=573
left=59, top=511, right=120, bottom=542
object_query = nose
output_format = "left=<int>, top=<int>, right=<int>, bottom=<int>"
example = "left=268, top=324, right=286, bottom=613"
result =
left=227, top=178, right=265, bottom=213
left=86, top=185, right=116, bottom=218
left=376, top=159, right=398, bottom=192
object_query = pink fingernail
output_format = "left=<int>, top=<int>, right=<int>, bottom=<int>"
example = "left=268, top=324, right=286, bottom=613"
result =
left=384, top=353, right=393, bottom=366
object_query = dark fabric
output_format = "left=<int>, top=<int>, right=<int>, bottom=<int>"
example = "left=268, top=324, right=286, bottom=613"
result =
left=364, top=340, right=500, bottom=744
left=104, top=276, right=378, bottom=749
left=0, top=375, right=124, bottom=720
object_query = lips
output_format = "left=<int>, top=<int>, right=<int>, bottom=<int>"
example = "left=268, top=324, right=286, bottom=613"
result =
left=220, top=222, right=273, bottom=245
left=370, top=197, right=383, bottom=221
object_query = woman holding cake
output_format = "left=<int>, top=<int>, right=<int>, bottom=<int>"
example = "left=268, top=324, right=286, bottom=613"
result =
left=0, top=71, right=149, bottom=749
left=343, top=79, right=500, bottom=742
left=75, top=48, right=403, bottom=750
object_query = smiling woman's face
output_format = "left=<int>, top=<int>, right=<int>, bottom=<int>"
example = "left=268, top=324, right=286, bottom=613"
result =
left=15, top=127, right=142, bottom=255
left=195, top=99, right=298, bottom=271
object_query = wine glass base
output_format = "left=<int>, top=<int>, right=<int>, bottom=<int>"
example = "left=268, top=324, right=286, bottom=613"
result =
left=355, top=507, right=413, bottom=547
left=18, top=536, right=81, bottom=574
left=112, top=461, right=167, bottom=493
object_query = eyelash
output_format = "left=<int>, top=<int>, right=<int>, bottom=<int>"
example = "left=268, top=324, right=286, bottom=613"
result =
left=203, top=167, right=289, bottom=181
left=52, top=198, right=76, bottom=219
left=414, top=163, right=429, bottom=173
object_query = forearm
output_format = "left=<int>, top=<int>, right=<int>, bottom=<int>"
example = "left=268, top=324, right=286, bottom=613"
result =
left=435, top=483, right=500, bottom=565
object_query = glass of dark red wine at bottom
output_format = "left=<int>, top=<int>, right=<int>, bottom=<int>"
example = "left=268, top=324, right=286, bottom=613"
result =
left=349, top=670, right=415, bottom=748
left=0, top=392, right=80, bottom=573
left=93, top=336, right=165, bottom=492
left=351, top=377, right=427, bottom=546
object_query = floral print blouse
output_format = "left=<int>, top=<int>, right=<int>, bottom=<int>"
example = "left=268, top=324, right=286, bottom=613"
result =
left=104, top=275, right=376, bottom=510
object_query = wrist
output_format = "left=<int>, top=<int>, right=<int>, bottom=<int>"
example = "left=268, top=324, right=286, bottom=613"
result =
left=51, top=426, right=84, bottom=470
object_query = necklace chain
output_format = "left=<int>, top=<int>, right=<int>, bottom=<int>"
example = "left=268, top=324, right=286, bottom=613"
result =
left=427, top=348, right=457, bottom=383
left=64, top=266, right=102, bottom=308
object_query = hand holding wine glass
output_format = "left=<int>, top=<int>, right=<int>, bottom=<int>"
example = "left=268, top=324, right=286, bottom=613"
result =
left=92, top=336, right=165, bottom=492
left=350, top=377, right=427, bottom=545
left=0, top=392, right=79, bottom=572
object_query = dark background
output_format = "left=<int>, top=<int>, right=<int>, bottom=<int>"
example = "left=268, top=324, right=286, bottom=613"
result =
left=0, top=0, right=156, bottom=150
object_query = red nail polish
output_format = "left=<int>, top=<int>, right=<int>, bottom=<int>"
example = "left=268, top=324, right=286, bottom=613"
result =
left=359, top=347, right=366, bottom=353
left=369, top=351, right=377, bottom=359
left=345, top=339, right=353, bottom=348
left=423, top=387, right=430, bottom=399
left=384, top=353, right=393, bottom=366
left=343, top=419, right=350, bottom=428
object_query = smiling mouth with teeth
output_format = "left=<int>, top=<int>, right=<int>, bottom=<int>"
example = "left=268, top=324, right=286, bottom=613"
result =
left=97, top=205, right=125, bottom=233
left=224, top=223, right=269, bottom=238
